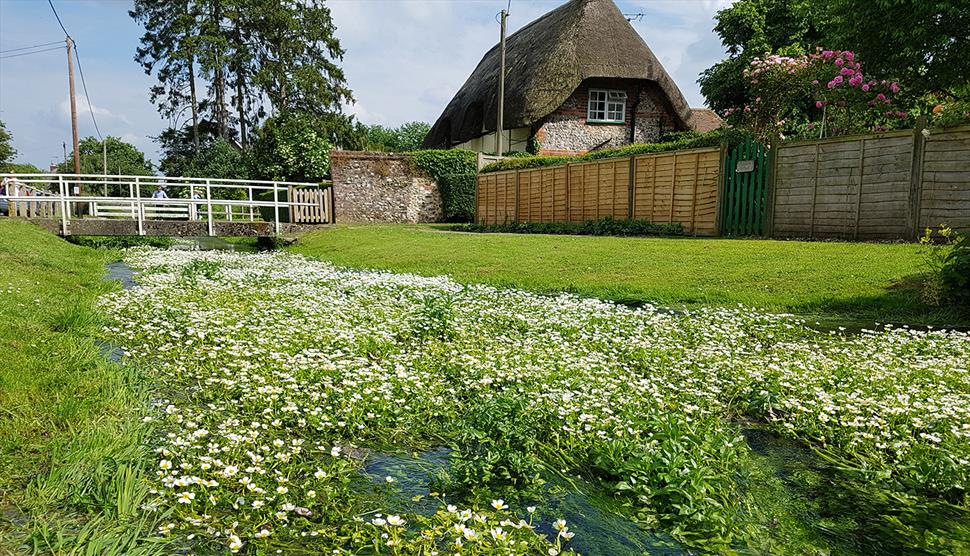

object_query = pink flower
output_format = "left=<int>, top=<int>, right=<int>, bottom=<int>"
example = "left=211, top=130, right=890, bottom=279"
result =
left=840, top=67, right=855, bottom=76
left=835, top=58, right=844, bottom=66
left=816, top=100, right=825, bottom=108
left=895, top=111, right=907, bottom=118
left=890, top=82, right=900, bottom=93
left=812, top=79, right=819, bottom=85
left=876, top=93, right=887, bottom=101
left=862, top=84, right=870, bottom=92
left=807, top=122, right=816, bottom=130
left=822, top=50, right=834, bottom=58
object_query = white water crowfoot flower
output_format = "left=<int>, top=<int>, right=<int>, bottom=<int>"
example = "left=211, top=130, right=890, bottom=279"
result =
left=491, top=499, right=508, bottom=510
left=104, top=248, right=968, bottom=552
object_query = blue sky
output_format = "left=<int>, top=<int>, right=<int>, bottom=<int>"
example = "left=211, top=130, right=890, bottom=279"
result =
left=0, top=0, right=732, bottom=168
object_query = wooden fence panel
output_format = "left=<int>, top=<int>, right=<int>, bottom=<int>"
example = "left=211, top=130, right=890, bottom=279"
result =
left=771, top=131, right=916, bottom=239
left=476, top=146, right=721, bottom=234
left=918, top=128, right=970, bottom=232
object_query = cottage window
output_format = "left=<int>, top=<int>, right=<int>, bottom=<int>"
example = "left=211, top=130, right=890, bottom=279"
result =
left=587, top=89, right=627, bottom=123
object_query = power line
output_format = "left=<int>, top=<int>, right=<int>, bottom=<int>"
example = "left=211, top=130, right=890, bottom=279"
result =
left=0, top=41, right=62, bottom=54
left=48, top=0, right=69, bottom=37
left=0, top=46, right=63, bottom=60
left=46, top=0, right=104, bottom=141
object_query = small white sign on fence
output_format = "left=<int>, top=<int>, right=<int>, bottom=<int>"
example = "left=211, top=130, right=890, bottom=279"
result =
left=735, top=160, right=755, bottom=173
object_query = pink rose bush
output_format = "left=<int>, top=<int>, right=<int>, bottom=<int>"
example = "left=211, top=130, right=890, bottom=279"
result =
left=725, top=48, right=907, bottom=140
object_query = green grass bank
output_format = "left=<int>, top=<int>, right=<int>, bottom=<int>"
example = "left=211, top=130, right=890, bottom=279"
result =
left=0, top=220, right=160, bottom=554
left=291, top=224, right=960, bottom=326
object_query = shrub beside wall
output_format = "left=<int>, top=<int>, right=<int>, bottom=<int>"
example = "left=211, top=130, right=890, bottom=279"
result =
left=409, top=149, right=478, bottom=222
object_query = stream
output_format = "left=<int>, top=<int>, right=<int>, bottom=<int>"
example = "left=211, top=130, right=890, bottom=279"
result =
left=97, top=243, right=968, bottom=554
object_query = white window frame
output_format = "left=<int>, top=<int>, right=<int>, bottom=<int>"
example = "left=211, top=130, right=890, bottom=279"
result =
left=587, top=89, right=627, bottom=123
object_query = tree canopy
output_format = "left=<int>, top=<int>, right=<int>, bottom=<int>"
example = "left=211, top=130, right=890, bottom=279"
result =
left=700, top=0, right=970, bottom=117
left=0, top=120, right=15, bottom=169
left=131, top=0, right=354, bottom=153
left=56, top=137, right=153, bottom=176
left=360, top=122, right=431, bottom=152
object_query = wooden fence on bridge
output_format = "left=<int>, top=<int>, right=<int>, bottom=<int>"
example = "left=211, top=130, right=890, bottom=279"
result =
left=0, top=174, right=334, bottom=236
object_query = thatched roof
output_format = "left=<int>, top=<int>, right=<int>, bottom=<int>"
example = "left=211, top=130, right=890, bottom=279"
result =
left=688, top=109, right=725, bottom=132
left=423, top=0, right=693, bottom=148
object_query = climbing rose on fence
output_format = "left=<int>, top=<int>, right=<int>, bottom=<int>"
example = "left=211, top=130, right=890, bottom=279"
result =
left=725, top=49, right=907, bottom=141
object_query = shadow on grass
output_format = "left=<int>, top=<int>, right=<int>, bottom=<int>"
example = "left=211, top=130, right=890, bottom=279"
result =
left=788, top=274, right=969, bottom=329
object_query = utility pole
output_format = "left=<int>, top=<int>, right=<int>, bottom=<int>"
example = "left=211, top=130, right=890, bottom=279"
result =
left=495, top=8, right=507, bottom=156
left=66, top=37, right=80, bottom=176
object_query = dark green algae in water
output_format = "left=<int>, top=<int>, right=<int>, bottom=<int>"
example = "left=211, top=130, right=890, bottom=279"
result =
left=359, top=430, right=969, bottom=555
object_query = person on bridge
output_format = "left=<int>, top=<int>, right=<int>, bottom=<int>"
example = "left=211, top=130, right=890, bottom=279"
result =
left=152, top=186, right=168, bottom=199
left=189, top=190, right=202, bottom=220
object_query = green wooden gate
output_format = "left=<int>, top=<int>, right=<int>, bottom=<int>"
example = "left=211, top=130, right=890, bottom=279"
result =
left=721, top=137, right=770, bottom=236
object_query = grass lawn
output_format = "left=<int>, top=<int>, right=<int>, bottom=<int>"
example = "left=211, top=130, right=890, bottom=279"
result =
left=291, top=224, right=961, bottom=326
left=0, top=220, right=159, bottom=554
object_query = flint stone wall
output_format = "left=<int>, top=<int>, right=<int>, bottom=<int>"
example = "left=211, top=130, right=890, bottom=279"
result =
left=536, top=77, right=678, bottom=156
left=330, top=151, right=442, bottom=223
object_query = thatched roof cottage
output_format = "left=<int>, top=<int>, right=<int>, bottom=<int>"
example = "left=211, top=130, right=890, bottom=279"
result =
left=422, top=0, right=722, bottom=155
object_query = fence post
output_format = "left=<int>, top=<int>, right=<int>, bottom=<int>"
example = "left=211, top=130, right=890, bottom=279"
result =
left=853, top=138, right=866, bottom=239
left=715, top=141, right=728, bottom=235
left=135, top=176, right=144, bottom=236
left=909, top=116, right=927, bottom=240
left=248, top=186, right=254, bottom=221
left=205, top=180, right=214, bottom=237
left=273, top=182, right=281, bottom=235
left=689, top=152, right=700, bottom=235
left=58, top=176, right=69, bottom=235
left=668, top=154, right=678, bottom=224
left=627, top=156, right=635, bottom=219
left=764, top=141, right=777, bottom=238
left=809, top=143, right=820, bottom=239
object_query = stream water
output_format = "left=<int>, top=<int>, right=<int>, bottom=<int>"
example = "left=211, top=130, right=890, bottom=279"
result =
left=360, top=430, right=968, bottom=555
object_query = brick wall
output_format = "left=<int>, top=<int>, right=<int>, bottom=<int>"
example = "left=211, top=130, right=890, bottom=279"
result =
left=330, top=151, right=442, bottom=223
left=536, top=78, right=679, bottom=155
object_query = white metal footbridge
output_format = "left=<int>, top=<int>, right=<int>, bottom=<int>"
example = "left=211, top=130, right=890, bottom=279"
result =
left=0, top=173, right=334, bottom=236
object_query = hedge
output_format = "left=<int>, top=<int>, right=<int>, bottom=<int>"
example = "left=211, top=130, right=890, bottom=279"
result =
left=480, top=129, right=746, bottom=174
left=437, top=173, right=477, bottom=222
left=450, top=217, right=683, bottom=237
left=409, top=149, right=478, bottom=222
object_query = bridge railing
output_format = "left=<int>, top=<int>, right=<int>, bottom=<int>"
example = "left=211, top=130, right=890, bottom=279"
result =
left=0, top=173, right=333, bottom=236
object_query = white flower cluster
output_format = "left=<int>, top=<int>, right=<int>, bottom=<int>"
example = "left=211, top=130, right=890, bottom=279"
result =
left=103, top=248, right=970, bottom=551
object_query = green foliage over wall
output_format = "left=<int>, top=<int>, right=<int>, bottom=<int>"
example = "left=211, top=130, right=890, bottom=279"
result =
left=452, top=217, right=684, bottom=237
left=247, top=113, right=333, bottom=182
left=480, top=129, right=743, bottom=174
left=409, top=149, right=478, bottom=222
left=436, top=173, right=478, bottom=222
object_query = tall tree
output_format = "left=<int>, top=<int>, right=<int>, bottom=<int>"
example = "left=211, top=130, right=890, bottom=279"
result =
left=245, top=0, right=353, bottom=116
left=133, top=0, right=355, bottom=154
left=826, top=0, right=970, bottom=98
left=131, top=1, right=203, bottom=149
